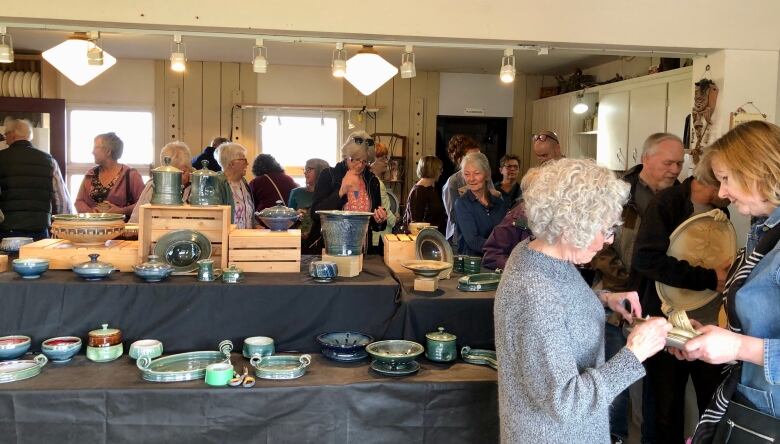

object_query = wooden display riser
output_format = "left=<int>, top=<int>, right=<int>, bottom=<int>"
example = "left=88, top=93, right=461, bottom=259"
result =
left=0, top=254, right=7, bottom=273
left=383, top=233, right=417, bottom=273
left=321, top=252, right=363, bottom=277
left=19, top=239, right=139, bottom=272
left=228, top=229, right=301, bottom=273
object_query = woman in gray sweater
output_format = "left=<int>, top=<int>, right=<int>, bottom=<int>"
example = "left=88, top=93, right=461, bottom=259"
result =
left=494, top=158, right=672, bottom=443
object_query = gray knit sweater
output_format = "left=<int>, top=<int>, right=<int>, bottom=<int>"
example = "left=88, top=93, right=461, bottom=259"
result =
left=494, top=241, right=646, bottom=443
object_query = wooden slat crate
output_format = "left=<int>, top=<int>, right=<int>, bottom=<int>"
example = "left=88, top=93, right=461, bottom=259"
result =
left=19, top=239, right=139, bottom=271
left=228, top=229, right=301, bottom=273
left=383, top=233, right=417, bottom=273
left=138, top=204, right=231, bottom=269
left=0, top=254, right=7, bottom=273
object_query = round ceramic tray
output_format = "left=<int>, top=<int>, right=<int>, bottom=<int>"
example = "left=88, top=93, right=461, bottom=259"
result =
left=251, top=354, right=311, bottom=380
left=401, top=259, right=452, bottom=278
left=457, top=273, right=501, bottom=292
left=415, top=227, right=453, bottom=265
left=136, top=340, right=232, bottom=382
left=461, top=346, right=497, bottom=369
left=370, top=359, right=420, bottom=376
left=0, top=355, right=48, bottom=384
left=153, top=229, right=212, bottom=273
left=657, top=212, right=736, bottom=311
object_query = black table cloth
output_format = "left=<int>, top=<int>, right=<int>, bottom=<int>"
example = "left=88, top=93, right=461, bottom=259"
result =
left=0, top=354, right=499, bottom=443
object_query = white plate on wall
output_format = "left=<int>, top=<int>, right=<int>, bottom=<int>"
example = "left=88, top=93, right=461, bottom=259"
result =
left=5, top=72, right=16, bottom=97
left=14, top=71, right=24, bottom=97
left=0, top=71, right=7, bottom=96
left=31, top=72, right=40, bottom=98
left=22, top=72, right=32, bottom=98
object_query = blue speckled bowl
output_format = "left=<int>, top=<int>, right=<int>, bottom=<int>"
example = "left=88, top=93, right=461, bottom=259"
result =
left=41, top=336, right=82, bottom=363
left=12, top=258, right=49, bottom=279
left=316, top=331, right=373, bottom=362
left=0, top=335, right=31, bottom=360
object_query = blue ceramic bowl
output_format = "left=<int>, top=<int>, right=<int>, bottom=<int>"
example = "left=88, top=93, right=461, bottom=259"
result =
left=133, top=266, right=173, bottom=283
left=72, top=267, right=114, bottom=281
left=41, top=336, right=82, bottom=363
left=316, top=331, right=373, bottom=361
left=309, top=261, right=338, bottom=280
left=12, top=258, right=49, bottom=279
left=0, top=335, right=31, bottom=360
left=257, top=215, right=298, bottom=231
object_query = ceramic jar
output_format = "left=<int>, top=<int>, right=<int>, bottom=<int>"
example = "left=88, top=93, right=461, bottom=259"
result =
left=425, top=327, right=457, bottom=362
left=151, top=157, right=183, bottom=205
left=133, top=255, right=173, bottom=282
left=316, top=210, right=374, bottom=256
left=72, top=254, right=115, bottom=281
left=88, top=324, right=122, bottom=347
left=189, top=160, right=225, bottom=206
left=222, top=264, right=243, bottom=283
left=255, top=200, right=300, bottom=231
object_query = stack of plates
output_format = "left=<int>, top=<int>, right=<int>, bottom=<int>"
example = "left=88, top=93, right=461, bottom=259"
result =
left=0, top=71, right=41, bottom=98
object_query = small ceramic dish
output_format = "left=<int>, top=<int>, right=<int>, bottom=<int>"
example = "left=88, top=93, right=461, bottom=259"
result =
left=461, top=346, right=497, bottom=370
left=242, top=336, right=275, bottom=359
left=365, top=340, right=424, bottom=365
left=12, top=258, right=49, bottom=279
left=309, top=261, right=338, bottom=282
left=133, top=255, right=174, bottom=282
left=251, top=354, right=311, bottom=380
left=86, top=343, right=123, bottom=362
left=41, top=336, right=82, bottom=363
left=401, top=260, right=452, bottom=278
left=0, top=236, right=33, bottom=252
left=0, top=355, right=48, bottom=384
left=88, top=324, right=122, bottom=347
left=129, top=339, right=164, bottom=360
left=316, top=331, right=373, bottom=362
left=0, top=335, right=31, bottom=360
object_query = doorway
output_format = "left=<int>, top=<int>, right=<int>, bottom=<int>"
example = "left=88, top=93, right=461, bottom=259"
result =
left=435, top=116, right=509, bottom=190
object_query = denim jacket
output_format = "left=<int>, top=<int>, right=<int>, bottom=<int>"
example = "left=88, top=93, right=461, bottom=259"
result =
left=736, top=206, right=780, bottom=417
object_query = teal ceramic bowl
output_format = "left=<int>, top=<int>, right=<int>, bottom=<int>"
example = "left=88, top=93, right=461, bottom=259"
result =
left=365, top=340, right=424, bottom=365
left=41, top=336, right=82, bottom=363
left=12, top=258, right=49, bottom=279
left=86, top=343, right=123, bottom=362
left=129, top=339, right=163, bottom=360
left=243, top=336, right=275, bottom=359
left=0, top=335, right=31, bottom=360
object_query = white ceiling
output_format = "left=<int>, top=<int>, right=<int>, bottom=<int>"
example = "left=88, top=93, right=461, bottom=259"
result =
left=8, top=28, right=621, bottom=75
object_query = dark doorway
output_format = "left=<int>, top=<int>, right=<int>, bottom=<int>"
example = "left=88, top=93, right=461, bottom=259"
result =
left=435, top=116, right=509, bottom=191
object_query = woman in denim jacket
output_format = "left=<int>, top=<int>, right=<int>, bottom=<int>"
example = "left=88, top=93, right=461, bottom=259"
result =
left=680, top=121, right=780, bottom=419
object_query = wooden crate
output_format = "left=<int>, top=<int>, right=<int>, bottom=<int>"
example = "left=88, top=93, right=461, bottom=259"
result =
left=228, top=229, right=301, bottom=273
left=19, top=239, right=139, bottom=271
left=383, top=233, right=417, bottom=273
left=138, top=204, right=231, bottom=269
left=0, top=254, right=7, bottom=273
left=322, top=252, right=363, bottom=278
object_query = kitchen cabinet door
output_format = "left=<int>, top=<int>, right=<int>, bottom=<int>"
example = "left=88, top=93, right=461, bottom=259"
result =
left=626, top=83, right=668, bottom=168
left=532, top=95, right=570, bottom=165
left=666, top=79, right=692, bottom=141
left=596, top=90, right=629, bottom=170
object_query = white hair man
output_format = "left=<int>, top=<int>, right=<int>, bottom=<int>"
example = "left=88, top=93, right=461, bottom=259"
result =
left=0, top=118, right=72, bottom=240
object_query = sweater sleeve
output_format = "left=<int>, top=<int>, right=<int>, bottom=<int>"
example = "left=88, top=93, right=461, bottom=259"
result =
left=74, top=176, right=92, bottom=213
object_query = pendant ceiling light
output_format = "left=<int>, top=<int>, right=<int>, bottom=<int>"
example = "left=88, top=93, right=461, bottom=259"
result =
left=252, top=38, right=268, bottom=74
left=400, top=45, right=416, bottom=79
left=170, top=34, right=186, bottom=72
left=499, top=48, right=515, bottom=83
left=42, top=32, right=116, bottom=86
left=345, top=45, right=398, bottom=96
left=572, top=91, right=589, bottom=114
left=0, top=26, right=14, bottom=64
left=331, top=42, right=347, bottom=78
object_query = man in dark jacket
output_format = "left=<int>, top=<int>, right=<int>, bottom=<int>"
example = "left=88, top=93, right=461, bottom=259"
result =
left=632, top=150, right=730, bottom=443
left=191, top=137, right=228, bottom=172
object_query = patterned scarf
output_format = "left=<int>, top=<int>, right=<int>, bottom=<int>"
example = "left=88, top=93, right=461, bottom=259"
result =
left=692, top=222, right=780, bottom=443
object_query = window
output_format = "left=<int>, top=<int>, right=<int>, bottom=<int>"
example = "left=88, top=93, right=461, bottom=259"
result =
left=257, top=110, right=342, bottom=186
left=67, top=107, right=154, bottom=198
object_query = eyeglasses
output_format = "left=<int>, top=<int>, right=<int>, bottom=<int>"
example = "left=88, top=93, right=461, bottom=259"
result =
left=230, top=158, right=248, bottom=165
left=502, top=164, right=520, bottom=170
left=304, top=167, right=315, bottom=172
left=532, top=133, right=559, bottom=143
left=602, top=224, right=621, bottom=240
left=348, top=157, right=368, bottom=165
left=352, top=136, right=375, bottom=147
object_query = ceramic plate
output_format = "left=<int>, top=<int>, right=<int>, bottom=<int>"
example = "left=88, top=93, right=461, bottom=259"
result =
left=13, top=71, right=23, bottom=97
left=22, top=72, right=32, bottom=98
left=6, top=72, right=16, bottom=97
left=0, top=71, right=8, bottom=96
left=401, top=259, right=452, bottom=278
left=154, top=229, right=212, bottom=273
left=31, top=72, right=40, bottom=98
left=457, top=273, right=501, bottom=292
left=386, top=189, right=399, bottom=217
left=370, top=359, right=420, bottom=376
left=137, top=340, right=232, bottom=382
left=415, top=227, right=453, bottom=265
left=656, top=212, right=737, bottom=311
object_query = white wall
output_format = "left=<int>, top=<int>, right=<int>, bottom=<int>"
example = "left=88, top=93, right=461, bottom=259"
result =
left=438, top=73, right=514, bottom=117
left=58, top=59, right=156, bottom=106
left=256, top=65, right=343, bottom=105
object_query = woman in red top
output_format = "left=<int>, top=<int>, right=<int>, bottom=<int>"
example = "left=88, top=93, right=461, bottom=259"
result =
left=248, top=154, right=298, bottom=212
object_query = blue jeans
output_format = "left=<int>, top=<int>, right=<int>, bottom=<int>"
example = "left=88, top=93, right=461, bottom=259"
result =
left=0, top=229, right=49, bottom=242
left=605, top=319, right=629, bottom=440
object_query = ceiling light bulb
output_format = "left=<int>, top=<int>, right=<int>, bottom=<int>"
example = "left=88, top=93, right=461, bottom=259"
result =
left=170, top=34, right=186, bottom=72
left=499, top=48, right=515, bottom=83
left=332, top=42, right=347, bottom=78
left=42, top=33, right=117, bottom=85
left=253, top=38, right=268, bottom=74
left=347, top=110, right=356, bottom=129
left=86, top=33, right=103, bottom=66
left=400, top=45, right=416, bottom=79
left=345, top=45, right=399, bottom=96
left=0, top=27, right=14, bottom=64
left=573, top=102, right=589, bottom=114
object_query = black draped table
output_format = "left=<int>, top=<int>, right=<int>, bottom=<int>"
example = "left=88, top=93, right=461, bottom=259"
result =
left=0, top=354, right=499, bottom=443
left=0, top=256, right=400, bottom=353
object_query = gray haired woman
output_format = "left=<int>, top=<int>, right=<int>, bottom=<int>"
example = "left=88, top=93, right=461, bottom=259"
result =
left=216, top=142, right=254, bottom=229
left=129, top=141, right=195, bottom=223
left=494, top=158, right=672, bottom=443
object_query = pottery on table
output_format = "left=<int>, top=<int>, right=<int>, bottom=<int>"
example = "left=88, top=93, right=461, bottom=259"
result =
left=251, top=354, right=311, bottom=380
left=316, top=331, right=373, bottom=362
left=0, top=335, right=31, bottom=360
left=88, top=324, right=122, bottom=347
left=196, top=259, right=219, bottom=282
left=255, top=200, right=300, bottom=231
left=41, top=336, right=82, bottom=363
left=243, top=336, right=275, bottom=359
left=51, top=213, right=125, bottom=246
left=0, top=236, right=33, bottom=252
left=204, top=362, right=234, bottom=386
left=309, top=261, right=338, bottom=282
left=222, top=264, right=243, bottom=283
left=401, top=260, right=452, bottom=278
left=316, top=210, right=374, bottom=256
left=72, top=254, right=115, bottom=281
left=365, top=340, right=424, bottom=366
left=129, top=339, right=164, bottom=360
left=86, top=343, right=123, bottom=362
left=12, top=258, right=49, bottom=279
left=136, top=340, right=233, bottom=383
left=408, top=222, right=431, bottom=235
left=151, top=156, right=183, bottom=205
left=0, top=355, right=48, bottom=384
left=133, top=255, right=173, bottom=282
left=425, top=327, right=457, bottom=362
left=189, top=160, right=226, bottom=206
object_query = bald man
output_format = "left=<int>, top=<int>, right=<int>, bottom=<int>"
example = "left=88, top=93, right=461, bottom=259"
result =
left=532, top=130, right=563, bottom=164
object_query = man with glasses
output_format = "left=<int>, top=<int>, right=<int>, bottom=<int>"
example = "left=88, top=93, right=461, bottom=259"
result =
left=495, top=154, right=522, bottom=208
left=532, top=130, right=563, bottom=164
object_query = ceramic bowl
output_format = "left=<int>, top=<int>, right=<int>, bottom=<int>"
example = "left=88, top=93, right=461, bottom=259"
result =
left=365, top=340, right=424, bottom=365
left=408, top=222, right=431, bottom=235
left=86, top=343, right=123, bottom=362
left=129, top=339, right=163, bottom=360
left=316, top=210, right=374, bottom=256
left=316, top=331, right=373, bottom=361
left=133, top=255, right=173, bottom=282
left=309, top=261, right=338, bottom=280
left=72, top=254, right=115, bottom=281
left=243, top=336, right=275, bottom=359
left=51, top=213, right=125, bottom=246
left=0, top=237, right=33, bottom=252
left=256, top=215, right=299, bottom=231
left=401, top=260, right=452, bottom=278
left=0, top=335, right=31, bottom=360
left=41, top=336, right=82, bottom=363
left=12, top=258, right=49, bottom=279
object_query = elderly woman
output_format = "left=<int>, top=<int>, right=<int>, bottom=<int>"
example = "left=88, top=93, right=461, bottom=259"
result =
left=442, top=134, right=482, bottom=247
left=75, top=132, right=145, bottom=219
left=309, top=131, right=387, bottom=252
left=215, top=142, right=254, bottom=229
left=370, top=143, right=398, bottom=249
left=249, top=153, right=298, bottom=212
left=495, top=154, right=522, bottom=207
left=676, top=121, right=780, bottom=437
left=129, top=141, right=196, bottom=223
left=494, top=158, right=671, bottom=443
left=453, top=152, right=507, bottom=256
left=403, top=155, right=445, bottom=234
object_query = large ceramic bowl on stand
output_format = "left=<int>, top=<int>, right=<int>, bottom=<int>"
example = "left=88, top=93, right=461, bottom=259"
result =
left=401, top=260, right=452, bottom=278
left=415, top=227, right=453, bottom=278
left=366, top=340, right=424, bottom=376
left=51, top=213, right=126, bottom=246
left=255, top=200, right=300, bottom=231
left=316, top=210, right=374, bottom=256
left=316, top=331, right=374, bottom=362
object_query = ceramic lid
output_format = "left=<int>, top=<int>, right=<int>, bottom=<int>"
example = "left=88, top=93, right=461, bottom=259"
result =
left=89, top=323, right=121, bottom=338
left=224, top=264, right=242, bottom=274
left=52, top=213, right=125, bottom=221
left=426, top=327, right=456, bottom=342
left=192, top=160, right=220, bottom=178
left=152, top=156, right=182, bottom=174
left=136, top=255, right=173, bottom=272
left=73, top=254, right=114, bottom=272
left=258, top=200, right=297, bottom=218
left=656, top=212, right=737, bottom=311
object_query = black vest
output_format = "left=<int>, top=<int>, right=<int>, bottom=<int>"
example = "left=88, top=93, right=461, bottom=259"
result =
left=0, top=140, right=55, bottom=231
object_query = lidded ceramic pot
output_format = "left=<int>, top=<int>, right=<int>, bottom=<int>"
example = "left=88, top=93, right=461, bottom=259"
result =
left=425, top=326, right=457, bottom=362
left=255, top=200, right=300, bottom=231
left=222, top=264, right=243, bottom=284
left=151, top=157, right=183, bottom=205
left=72, top=254, right=114, bottom=280
left=88, top=324, right=122, bottom=347
left=133, top=255, right=174, bottom=282
left=189, top=160, right=225, bottom=206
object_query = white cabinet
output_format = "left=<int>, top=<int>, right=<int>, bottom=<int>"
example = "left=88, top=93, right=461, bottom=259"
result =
left=666, top=78, right=693, bottom=140
left=531, top=92, right=597, bottom=165
left=596, top=90, right=630, bottom=170
left=626, top=83, right=668, bottom=168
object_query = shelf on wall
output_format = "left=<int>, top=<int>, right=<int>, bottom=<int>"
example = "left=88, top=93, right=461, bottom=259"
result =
left=576, top=131, right=598, bottom=135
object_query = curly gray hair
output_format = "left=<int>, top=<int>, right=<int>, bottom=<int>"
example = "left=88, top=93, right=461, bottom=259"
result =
left=215, top=142, right=247, bottom=169
left=524, top=158, right=629, bottom=248
left=341, top=130, right=376, bottom=162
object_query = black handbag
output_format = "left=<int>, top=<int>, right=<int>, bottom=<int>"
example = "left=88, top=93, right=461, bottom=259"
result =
left=712, top=398, right=779, bottom=443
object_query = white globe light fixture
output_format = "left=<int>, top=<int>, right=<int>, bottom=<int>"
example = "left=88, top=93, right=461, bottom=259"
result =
left=345, top=45, right=398, bottom=96
left=42, top=32, right=117, bottom=86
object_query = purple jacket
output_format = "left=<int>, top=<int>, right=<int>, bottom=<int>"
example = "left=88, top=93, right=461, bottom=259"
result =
left=482, top=201, right=532, bottom=270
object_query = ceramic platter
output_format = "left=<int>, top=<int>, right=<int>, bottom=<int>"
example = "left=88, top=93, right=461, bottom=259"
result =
left=657, top=212, right=737, bottom=311
left=370, top=359, right=420, bottom=376
left=136, top=340, right=232, bottom=382
left=153, top=229, right=212, bottom=273
left=0, top=355, right=48, bottom=384
left=253, top=354, right=311, bottom=380
left=386, top=189, right=399, bottom=216
left=461, top=346, right=497, bottom=370
left=401, top=260, right=452, bottom=278
left=415, top=227, right=453, bottom=265
left=457, top=273, right=501, bottom=292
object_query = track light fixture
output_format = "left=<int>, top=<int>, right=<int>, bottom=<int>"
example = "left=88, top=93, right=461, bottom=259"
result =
left=170, top=34, right=186, bottom=72
left=400, top=45, right=416, bottom=79
left=253, top=38, right=268, bottom=74
left=86, top=31, right=103, bottom=66
left=572, top=90, right=589, bottom=114
left=42, top=32, right=116, bottom=85
left=0, top=26, right=14, bottom=64
left=499, top=48, right=515, bottom=83
left=347, top=110, right=356, bottom=129
left=332, top=42, right=347, bottom=78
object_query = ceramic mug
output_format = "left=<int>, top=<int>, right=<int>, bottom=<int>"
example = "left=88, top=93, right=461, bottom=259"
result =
left=243, top=336, right=275, bottom=359
left=197, top=259, right=215, bottom=282
left=408, top=222, right=431, bottom=235
left=204, top=362, right=234, bottom=386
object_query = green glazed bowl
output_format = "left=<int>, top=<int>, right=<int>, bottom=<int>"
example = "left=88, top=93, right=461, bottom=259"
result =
left=86, top=343, right=123, bottom=362
left=365, top=340, right=424, bottom=365
left=129, top=339, right=163, bottom=360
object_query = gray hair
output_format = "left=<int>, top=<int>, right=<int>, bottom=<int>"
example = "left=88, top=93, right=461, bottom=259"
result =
left=96, top=132, right=124, bottom=160
left=460, top=152, right=492, bottom=184
left=341, top=130, right=376, bottom=162
left=5, top=118, right=33, bottom=141
left=524, top=158, right=629, bottom=249
left=160, top=141, right=193, bottom=172
left=215, top=142, right=247, bottom=169
left=305, top=158, right=330, bottom=179
left=692, top=149, right=719, bottom=187
left=642, top=132, right=684, bottom=157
